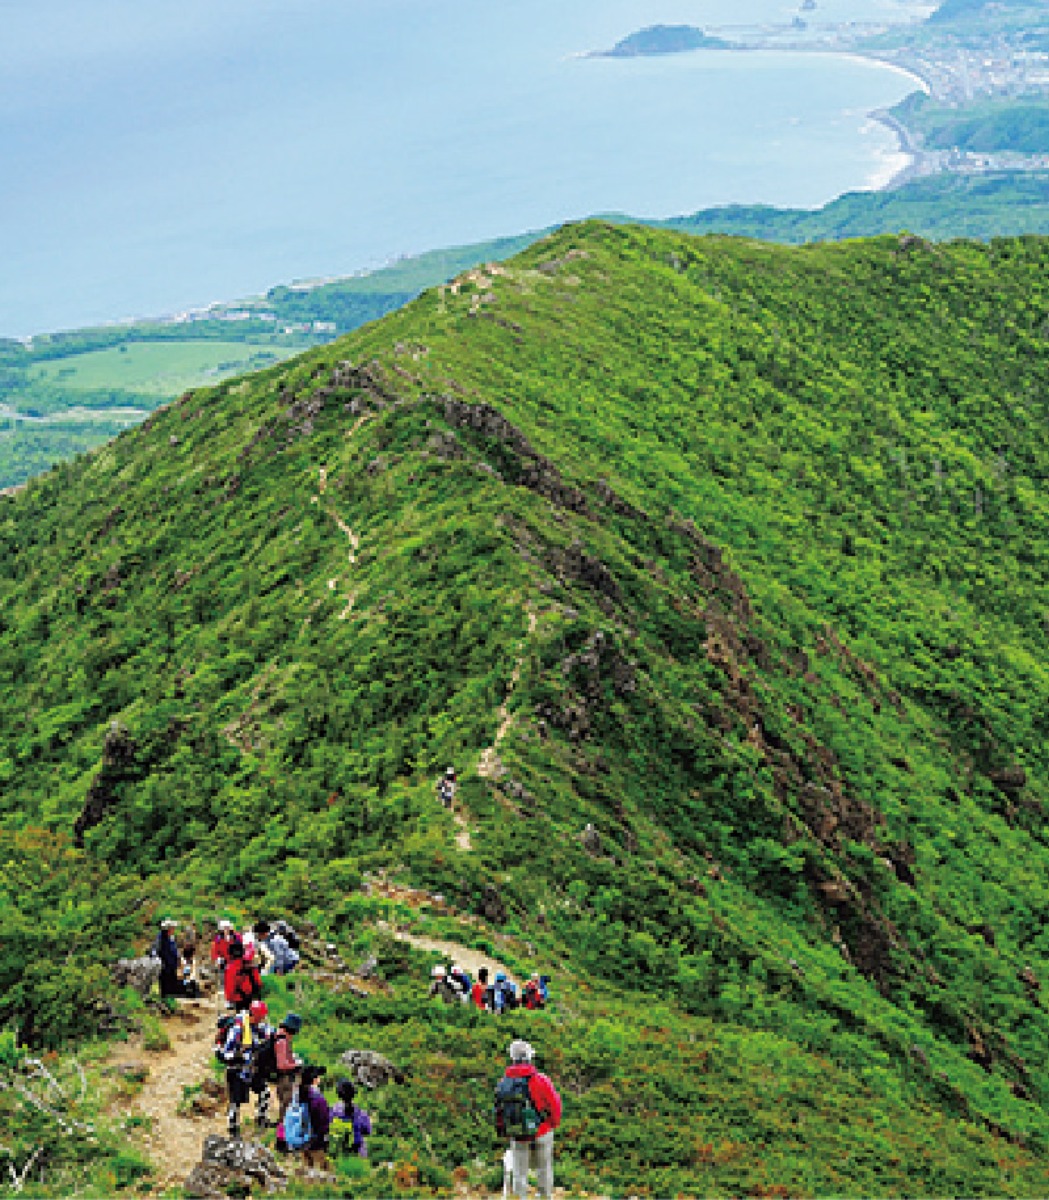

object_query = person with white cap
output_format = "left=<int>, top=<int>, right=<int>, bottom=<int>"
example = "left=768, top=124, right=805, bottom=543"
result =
left=436, top=766, right=457, bottom=809
left=210, top=919, right=242, bottom=972
left=428, top=964, right=460, bottom=1004
left=495, top=1040, right=562, bottom=1199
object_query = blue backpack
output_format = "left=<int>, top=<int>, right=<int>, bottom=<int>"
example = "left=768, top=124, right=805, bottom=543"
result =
left=283, top=1087, right=313, bottom=1150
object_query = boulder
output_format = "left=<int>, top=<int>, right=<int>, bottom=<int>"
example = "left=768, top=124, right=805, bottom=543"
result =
left=480, top=882, right=507, bottom=925
left=339, top=1049, right=405, bottom=1088
left=112, top=956, right=161, bottom=998
left=184, top=1136, right=287, bottom=1198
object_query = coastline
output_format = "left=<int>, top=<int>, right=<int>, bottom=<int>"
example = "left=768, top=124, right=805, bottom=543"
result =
left=793, top=47, right=933, bottom=192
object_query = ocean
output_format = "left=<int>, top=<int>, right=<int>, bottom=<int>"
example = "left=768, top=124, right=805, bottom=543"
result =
left=0, top=0, right=932, bottom=337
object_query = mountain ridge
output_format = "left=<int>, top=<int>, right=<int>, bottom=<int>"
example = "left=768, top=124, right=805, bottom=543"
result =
left=3, top=220, right=1049, bottom=1194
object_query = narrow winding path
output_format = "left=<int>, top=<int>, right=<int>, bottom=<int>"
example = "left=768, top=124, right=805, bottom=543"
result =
left=107, top=999, right=224, bottom=1192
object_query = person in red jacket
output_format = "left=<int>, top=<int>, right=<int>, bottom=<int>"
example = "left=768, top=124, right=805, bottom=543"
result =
left=224, top=939, right=261, bottom=1012
left=472, top=967, right=490, bottom=1010
left=501, top=1039, right=562, bottom=1200
left=211, top=919, right=242, bottom=969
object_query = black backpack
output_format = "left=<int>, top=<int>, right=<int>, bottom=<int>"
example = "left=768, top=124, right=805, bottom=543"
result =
left=252, top=1031, right=278, bottom=1082
left=494, top=1074, right=541, bottom=1139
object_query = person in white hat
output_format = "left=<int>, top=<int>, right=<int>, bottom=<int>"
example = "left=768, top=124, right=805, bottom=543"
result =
left=496, top=1040, right=562, bottom=1199
left=210, top=919, right=242, bottom=972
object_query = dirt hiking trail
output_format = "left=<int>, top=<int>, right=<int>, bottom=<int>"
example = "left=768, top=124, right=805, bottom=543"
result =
left=107, top=998, right=225, bottom=1192
left=392, top=931, right=513, bottom=982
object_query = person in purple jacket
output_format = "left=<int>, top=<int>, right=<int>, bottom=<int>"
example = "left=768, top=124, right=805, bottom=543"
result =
left=331, top=1078, right=372, bottom=1157
left=300, top=1065, right=332, bottom=1169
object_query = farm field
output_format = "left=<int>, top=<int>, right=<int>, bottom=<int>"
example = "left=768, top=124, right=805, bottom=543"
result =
left=26, top=340, right=296, bottom=397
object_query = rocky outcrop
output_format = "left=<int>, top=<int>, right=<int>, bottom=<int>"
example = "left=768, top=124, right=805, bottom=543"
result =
left=442, top=398, right=591, bottom=516
left=73, top=720, right=139, bottom=847
left=338, top=1049, right=405, bottom=1088
left=111, top=956, right=161, bottom=999
left=479, top=882, right=508, bottom=925
left=184, top=1136, right=287, bottom=1198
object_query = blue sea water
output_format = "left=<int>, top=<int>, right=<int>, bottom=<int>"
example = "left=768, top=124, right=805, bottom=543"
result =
left=0, top=0, right=930, bottom=336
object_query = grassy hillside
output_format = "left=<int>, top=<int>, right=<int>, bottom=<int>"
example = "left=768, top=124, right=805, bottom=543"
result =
left=3, top=222, right=1049, bottom=1194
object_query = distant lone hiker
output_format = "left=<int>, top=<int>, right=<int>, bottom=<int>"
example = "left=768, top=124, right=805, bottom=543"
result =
left=495, top=1039, right=562, bottom=1200
left=437, top=766, right=457, bottom=808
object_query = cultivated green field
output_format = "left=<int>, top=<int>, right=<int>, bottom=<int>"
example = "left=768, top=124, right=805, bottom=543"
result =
left=26, top=340, right=297, bottom=396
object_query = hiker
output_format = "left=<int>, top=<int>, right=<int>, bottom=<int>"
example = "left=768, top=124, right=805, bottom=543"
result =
left=429, top=965, right=462, bottom=1005
left=493, top=972, right=519, bottom=1013
left=215, top=1013, right=253, bottom=1138
left=331, top=1077, right=372, bottom=1158
left=247, top=1000, right=275, bottom=1129
left=211, top=919, right=242, bottom=969
left=261, top=920, right=301, bottom=975
left=224, top=939, right=262, bottom=1012
left=252, top=922, right=276, bottom=974
left=153, top=918, right=182, bottom=998
left=523, top=974, right=546, bottom=1010
left=496, top=1040, right=562, bottom=1200
left=449, top=963, right=472, bottom=1001
left=300, top=1064, right=332, bottom=1170
left=181, top=939, right=200, bottom=998
left=473, top=966, right=491, bottom=1010
left=437, top=766, right=457, bottom=809
left=273, top=1012, right=304, bottom=1127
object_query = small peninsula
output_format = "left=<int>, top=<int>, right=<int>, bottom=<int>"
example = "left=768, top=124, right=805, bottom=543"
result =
left=598, top=24, right=732, bottom=58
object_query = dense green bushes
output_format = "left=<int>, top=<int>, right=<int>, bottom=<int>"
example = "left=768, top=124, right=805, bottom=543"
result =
left=3, top=222, right=1049, bottom=1190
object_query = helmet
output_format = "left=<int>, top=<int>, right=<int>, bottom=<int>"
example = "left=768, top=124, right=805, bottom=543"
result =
left=281, top=1012, right=303, bottom=1034
left=249, top=1000, right=268, bottom=1021
left=445, top=767, right=456, bottom=777
left=495, top=971, right=506, bottom=982
left=431, top=965, right=446, bottom=978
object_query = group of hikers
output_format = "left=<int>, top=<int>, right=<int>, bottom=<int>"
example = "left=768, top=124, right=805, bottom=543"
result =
left=151, top=916, right=300, bottom=1002
left=215, top=1002, right=372, bottom=1162
left=208, top=920, right=372, bottom=1163
left=151, top=908, right=564, bottom=1196
left=429, top=963, right=551, bottom=1012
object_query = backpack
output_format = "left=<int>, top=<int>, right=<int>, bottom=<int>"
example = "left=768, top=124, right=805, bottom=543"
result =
left=494, top=1074, right=542, bottom=1140
left=284, top=1087, right=313, bottom=1150
left=252, top=1031, right=278, bottom=1082
left=275, top=921, right=300, bottom=952
left=523, top=981, right=544, bottom=1010
left=232, top=960, right=261, bottom=1004
left=214, top=1016, right=240, bottom=1065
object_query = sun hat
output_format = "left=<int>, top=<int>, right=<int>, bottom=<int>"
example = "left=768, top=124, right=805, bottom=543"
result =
left=508, top=1040, right=534, bottom=1063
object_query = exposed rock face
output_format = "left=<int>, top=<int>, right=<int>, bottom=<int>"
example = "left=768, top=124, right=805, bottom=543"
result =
left=480, top=882, right=507, bottom=925
left=442, top=398, right=591, bottom=516
left=184, top=1136, right=287, bottom=1198
left=73, top=720, right=138, bottom=847
left=339, top=1049, right=405, bottom=1088
left=111, top=956, right=161, bottom=998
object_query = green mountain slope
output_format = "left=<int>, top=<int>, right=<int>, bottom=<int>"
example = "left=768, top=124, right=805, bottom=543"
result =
left=5, top=173, right=1049, bottom=493
left=4, top=222, right=1049, bottom=1194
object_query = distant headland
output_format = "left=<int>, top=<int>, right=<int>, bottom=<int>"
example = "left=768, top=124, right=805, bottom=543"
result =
left=594, top=24, right=733, bottom=59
